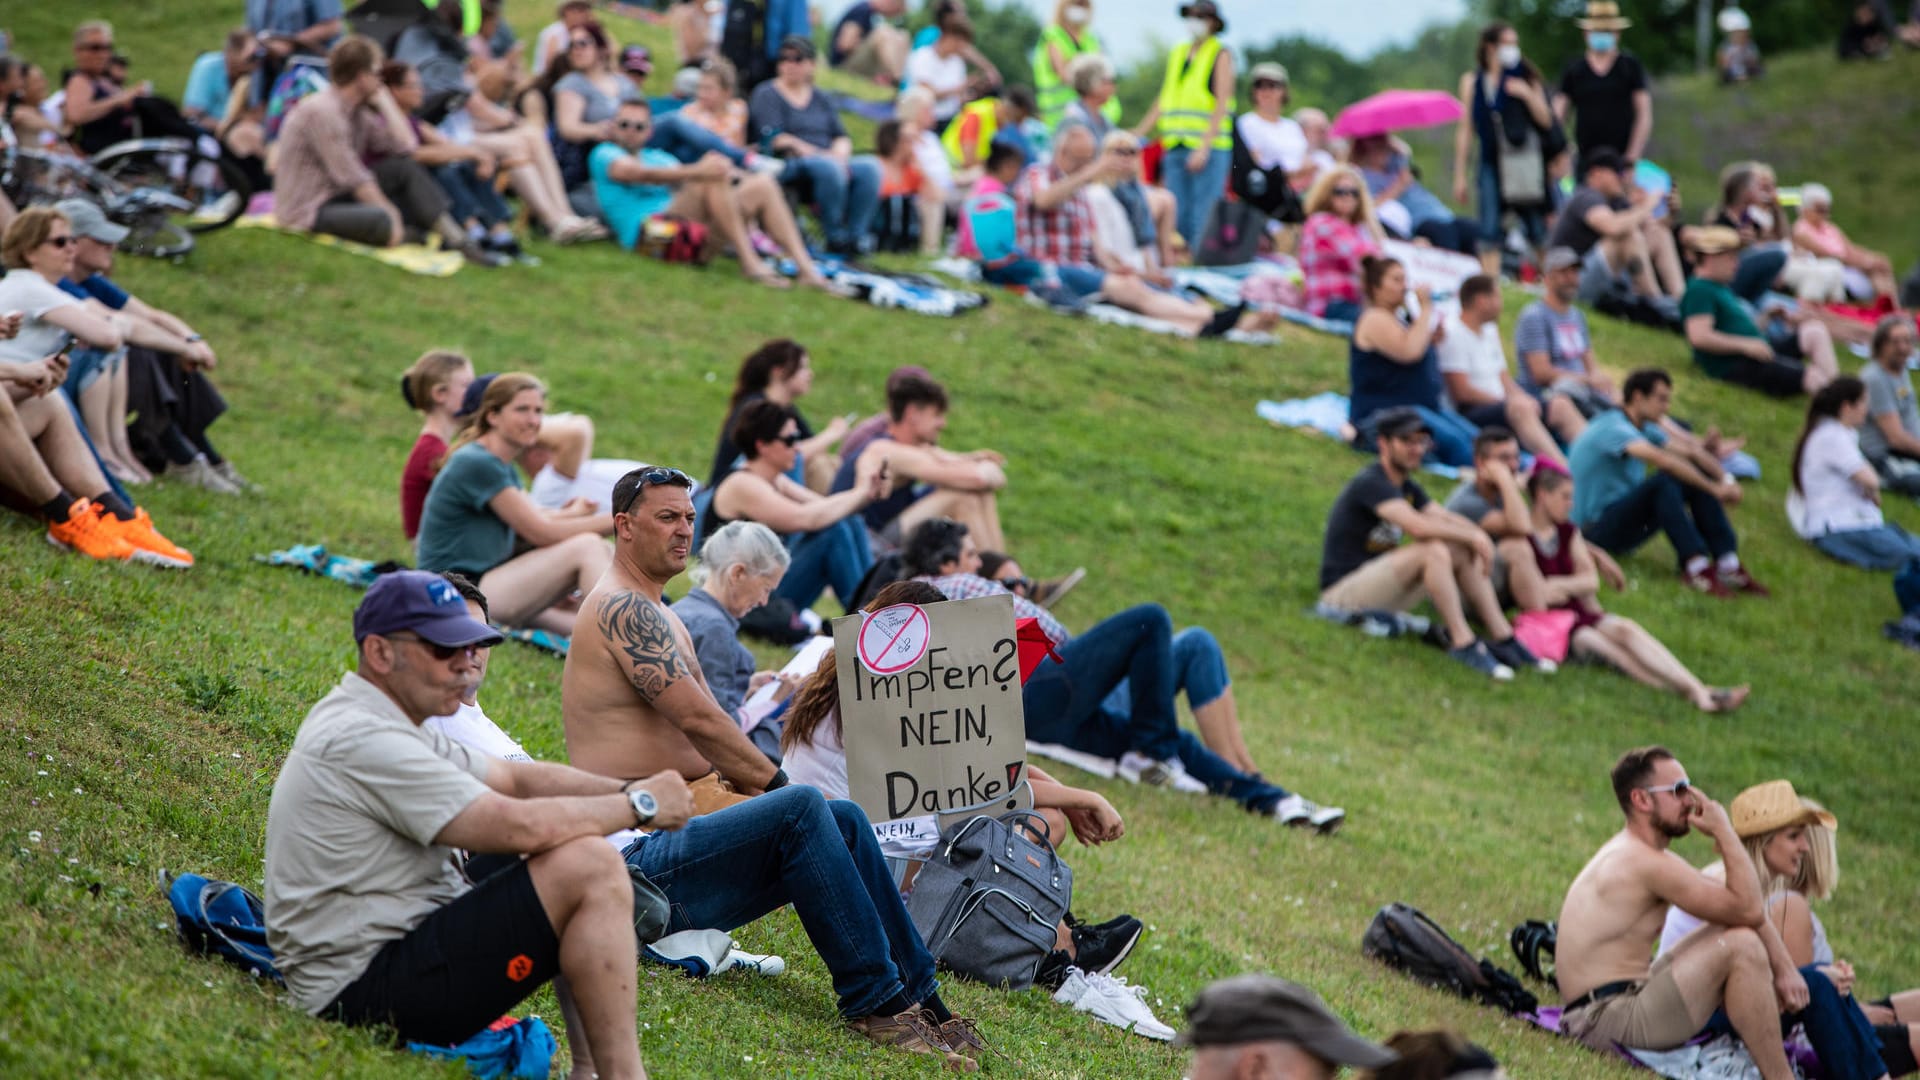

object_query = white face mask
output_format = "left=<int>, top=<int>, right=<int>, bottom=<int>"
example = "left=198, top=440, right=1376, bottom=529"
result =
left=1184, top=17, right=1213, bottom=39
left=1747, top=207, right=1774, bottom=232
left=1496, top=44, right=1522, bottom=69
left=1064, top=4, right=1091, bottom=26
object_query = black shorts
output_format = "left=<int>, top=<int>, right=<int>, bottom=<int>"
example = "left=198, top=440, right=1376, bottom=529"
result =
left=1457, top=401, right=1510, bottom=429
left=324, top=859, right=560, bottom=1047
left=1701, top=354, right=1806, bottom=397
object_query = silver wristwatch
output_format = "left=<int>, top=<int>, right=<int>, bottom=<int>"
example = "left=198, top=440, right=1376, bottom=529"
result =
left=627, top=788, right=658, bottom=827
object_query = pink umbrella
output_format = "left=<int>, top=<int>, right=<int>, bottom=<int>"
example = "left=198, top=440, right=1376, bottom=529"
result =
left=1330, top=89, right=1464, bottom=140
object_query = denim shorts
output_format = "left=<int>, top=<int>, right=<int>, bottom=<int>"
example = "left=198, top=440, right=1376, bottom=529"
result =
left=63, top=346, right=121, bottom=396
left=1055, top=263, right=1107, bottom=299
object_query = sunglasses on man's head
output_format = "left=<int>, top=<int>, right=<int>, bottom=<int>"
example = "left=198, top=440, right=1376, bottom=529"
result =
left=385, top=632, right=481, bottom=661
left=613, top=466, right=693, bottom=514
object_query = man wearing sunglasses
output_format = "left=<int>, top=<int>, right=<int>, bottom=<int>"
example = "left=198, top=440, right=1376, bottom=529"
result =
left=1554, top=746, right=1810, bottom=1079
left=265, top=570, right=695, bottom=1079
left=562, top=466, right=988, bottom=1067
left=590, top=98, right=828, bottom=289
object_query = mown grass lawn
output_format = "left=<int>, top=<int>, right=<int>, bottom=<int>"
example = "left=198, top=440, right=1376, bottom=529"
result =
left=3, top=8, right=1917, bottom=1080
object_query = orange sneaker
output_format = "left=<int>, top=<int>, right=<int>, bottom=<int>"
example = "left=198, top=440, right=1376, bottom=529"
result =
left=107, top=506, right=195, bottom=568
left=45, top=500, right=136, bottom=562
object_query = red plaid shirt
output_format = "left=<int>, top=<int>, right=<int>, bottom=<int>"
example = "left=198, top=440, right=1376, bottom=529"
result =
left=1300, top=212, right=1381, bottom=317
left=1013, top=163, right=1096, bottom=267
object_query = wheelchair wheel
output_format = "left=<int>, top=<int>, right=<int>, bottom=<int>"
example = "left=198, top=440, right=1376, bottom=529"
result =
left=92, top=143, right=251, bottom=233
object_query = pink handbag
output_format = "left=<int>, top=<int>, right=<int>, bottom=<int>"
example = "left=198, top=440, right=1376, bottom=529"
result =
left=1512, top=609, right=1578, bottom=663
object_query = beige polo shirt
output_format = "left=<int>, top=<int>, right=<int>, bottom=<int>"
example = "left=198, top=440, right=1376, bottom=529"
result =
left=265, top=672, right=493, bottom=1013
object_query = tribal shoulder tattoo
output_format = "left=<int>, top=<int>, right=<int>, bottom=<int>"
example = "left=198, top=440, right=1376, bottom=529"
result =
left=596, top=590, right=690, bottom=703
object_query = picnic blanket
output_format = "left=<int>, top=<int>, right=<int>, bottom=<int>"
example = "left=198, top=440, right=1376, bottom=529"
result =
left=1519, top=1007, right=1816, bottom=1080
left=780, top=255, right=988, bottom=317
left=255, top=543, right=569, bottom=656
left=236, top=210, right=467, bottom=277
left=829, top=91, right=897, bottom=124
left=1256, top=394, right=1463, bottom=480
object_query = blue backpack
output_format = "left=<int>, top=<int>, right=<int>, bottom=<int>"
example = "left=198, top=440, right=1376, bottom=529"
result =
left=163, top=870, right=281, bottom=982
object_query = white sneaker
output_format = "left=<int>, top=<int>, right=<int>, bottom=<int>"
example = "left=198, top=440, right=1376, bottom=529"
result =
left=162, top=455, right=242, bottom=494
left=1052, top=967, right=1176, bottom=1041
left=1115, top=752, right=1206, bottom=793
left=1025, top=741, right=1117, bottom=779
left=720, top=944, right=786, bottom=976
left=1270, top=794, right=1346, bottom=834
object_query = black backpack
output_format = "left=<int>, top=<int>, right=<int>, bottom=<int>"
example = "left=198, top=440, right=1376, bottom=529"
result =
left=1362, top=903, right=1537, bottom=1014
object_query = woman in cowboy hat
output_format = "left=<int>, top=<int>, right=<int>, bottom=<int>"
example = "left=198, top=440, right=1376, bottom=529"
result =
left=1554, top=1, right=1651, bottom=170
left=1657, top=781, right=1914, bottom=1080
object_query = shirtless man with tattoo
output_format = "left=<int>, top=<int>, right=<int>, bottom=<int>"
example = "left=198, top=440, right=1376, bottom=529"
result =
left=559, top=466, right=991, bottom=1070
left=562, top=465, right=781, bottom=809
left=1556, top=746, right=1829, bottom=1079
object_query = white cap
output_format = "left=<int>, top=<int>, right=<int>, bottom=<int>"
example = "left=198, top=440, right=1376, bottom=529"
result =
left=1718, top=7, right=1751, bottom=33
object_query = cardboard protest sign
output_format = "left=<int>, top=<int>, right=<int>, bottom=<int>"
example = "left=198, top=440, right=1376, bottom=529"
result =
left=835, top=594, right=1030, bottom=824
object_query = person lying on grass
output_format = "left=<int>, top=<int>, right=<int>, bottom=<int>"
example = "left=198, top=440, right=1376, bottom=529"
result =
left=264, top=569, right=696, bottom=1080
left=1510, top=466, right=1748, bottom=713
left=1554, top=748, right=1881, bottom=1080
left=781, top=579, right=1146, bottom=994
left=559, top=465, right=991, bottom=1070
left=1657, top=782, right=1920, bottom=1077
left=904, top=516, right=1345, bottom=831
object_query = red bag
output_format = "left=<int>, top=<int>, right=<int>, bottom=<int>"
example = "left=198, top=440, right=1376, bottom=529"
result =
left=1015, top=617, right=1062, bottom=684
left=640, top=214, right=711, bottom=265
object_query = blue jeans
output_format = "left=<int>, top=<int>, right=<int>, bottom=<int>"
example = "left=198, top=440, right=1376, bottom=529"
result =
left=1356, top=405, right=1478, bottom=469
left=1026, top=612, right=1293, bottom=813
left=55, top=364, right=132, bottom=506
left=775, top=517, right=874, bottom=612
left=1474, top=160, right=1548, bottom=252
left=1813, top=524, right=1920, bottom=571
left=1581, top=473, right=1739, bottom=566
left=648, top=112, right=748, bottom=168
left=782, top=155, right=882, bottom=249
left=1702, top=965, right=1887, bottom=1080
left=1733, top=246, right=1789, bottom=303
left=1161, top=145, right=1231, bottom=252
left=624, top=786, right=937, bottom=1019
left=432, top=162, right=513, bottom=227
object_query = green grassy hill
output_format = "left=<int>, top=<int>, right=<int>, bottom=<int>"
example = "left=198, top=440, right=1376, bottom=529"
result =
left=3, top=9, right=1917, bottom=1080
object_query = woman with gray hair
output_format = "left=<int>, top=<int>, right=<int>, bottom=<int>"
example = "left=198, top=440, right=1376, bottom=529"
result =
left=670, top=520, right=796, bottom=763
left=1792, top=183, right=1901, bottom=303
left=1057, top=52, right=1117, bottom=143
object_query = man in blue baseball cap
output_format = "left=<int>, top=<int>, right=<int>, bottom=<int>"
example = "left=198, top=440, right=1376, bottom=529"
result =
left=264, top=570, right=693, bottom=1078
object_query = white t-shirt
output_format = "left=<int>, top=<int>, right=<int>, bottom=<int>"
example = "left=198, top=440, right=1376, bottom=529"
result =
left=912, top=129, right=954, bottom=198
left=423, top=699, right=533, bottom=762
left=532, top=21, right=569, bottom=75
left=0, top=269, right=80, bottom=365
left=904, top=47, right=968, bottom=120
left=1788, top=418, right=1883, bottom=538
left=1084, top=184, right=1144, bottom=271
left=529, top=457, right=652, bottom=511
left=1236, top=112, right=1307, bottom=172
left=783, top=706, right=939, bottom=859
left=1435, top=314, right=1509, bottom=408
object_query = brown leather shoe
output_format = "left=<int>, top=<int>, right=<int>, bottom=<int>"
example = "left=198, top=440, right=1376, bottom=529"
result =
left=848, top=1010, right=978, bottom=1072
left=930, top=1012, right=990, bottom=1064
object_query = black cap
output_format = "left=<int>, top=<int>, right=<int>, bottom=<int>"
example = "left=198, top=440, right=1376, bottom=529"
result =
left=1373, top=406, right=1431, bottom=440
left=1176, top=975, right=1398, bottom=1068
left=1581, top=147, right=1626, bottom=176
left=776, top=35, right=816, bottom=61
left=455, top=372, right=499, bottom=419
left=1179, top=0, right=1227, bottom=31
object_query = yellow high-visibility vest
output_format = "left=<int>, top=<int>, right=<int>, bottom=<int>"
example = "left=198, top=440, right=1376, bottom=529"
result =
left=941, top=98, right=1000, bottom=166
left=1030, top=26, right=1120, bottom=130
left=1155, top=36, right=1233, bottom=150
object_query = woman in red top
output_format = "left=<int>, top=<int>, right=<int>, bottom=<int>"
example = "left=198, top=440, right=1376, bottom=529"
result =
left=398, top=349, right=474, bottom=541
left=1509, top=467, right=1748, bottom=713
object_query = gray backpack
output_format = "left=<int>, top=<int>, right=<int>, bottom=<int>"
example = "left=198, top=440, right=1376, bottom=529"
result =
left=906, top=811, right=1073, bottom=990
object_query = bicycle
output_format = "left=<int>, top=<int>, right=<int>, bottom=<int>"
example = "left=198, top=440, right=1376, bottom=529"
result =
left=2, top=124, right=251, bottom=259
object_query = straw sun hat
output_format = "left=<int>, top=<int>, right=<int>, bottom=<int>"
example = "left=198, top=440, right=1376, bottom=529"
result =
left=1730, top=780, right=1838, bottom=839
